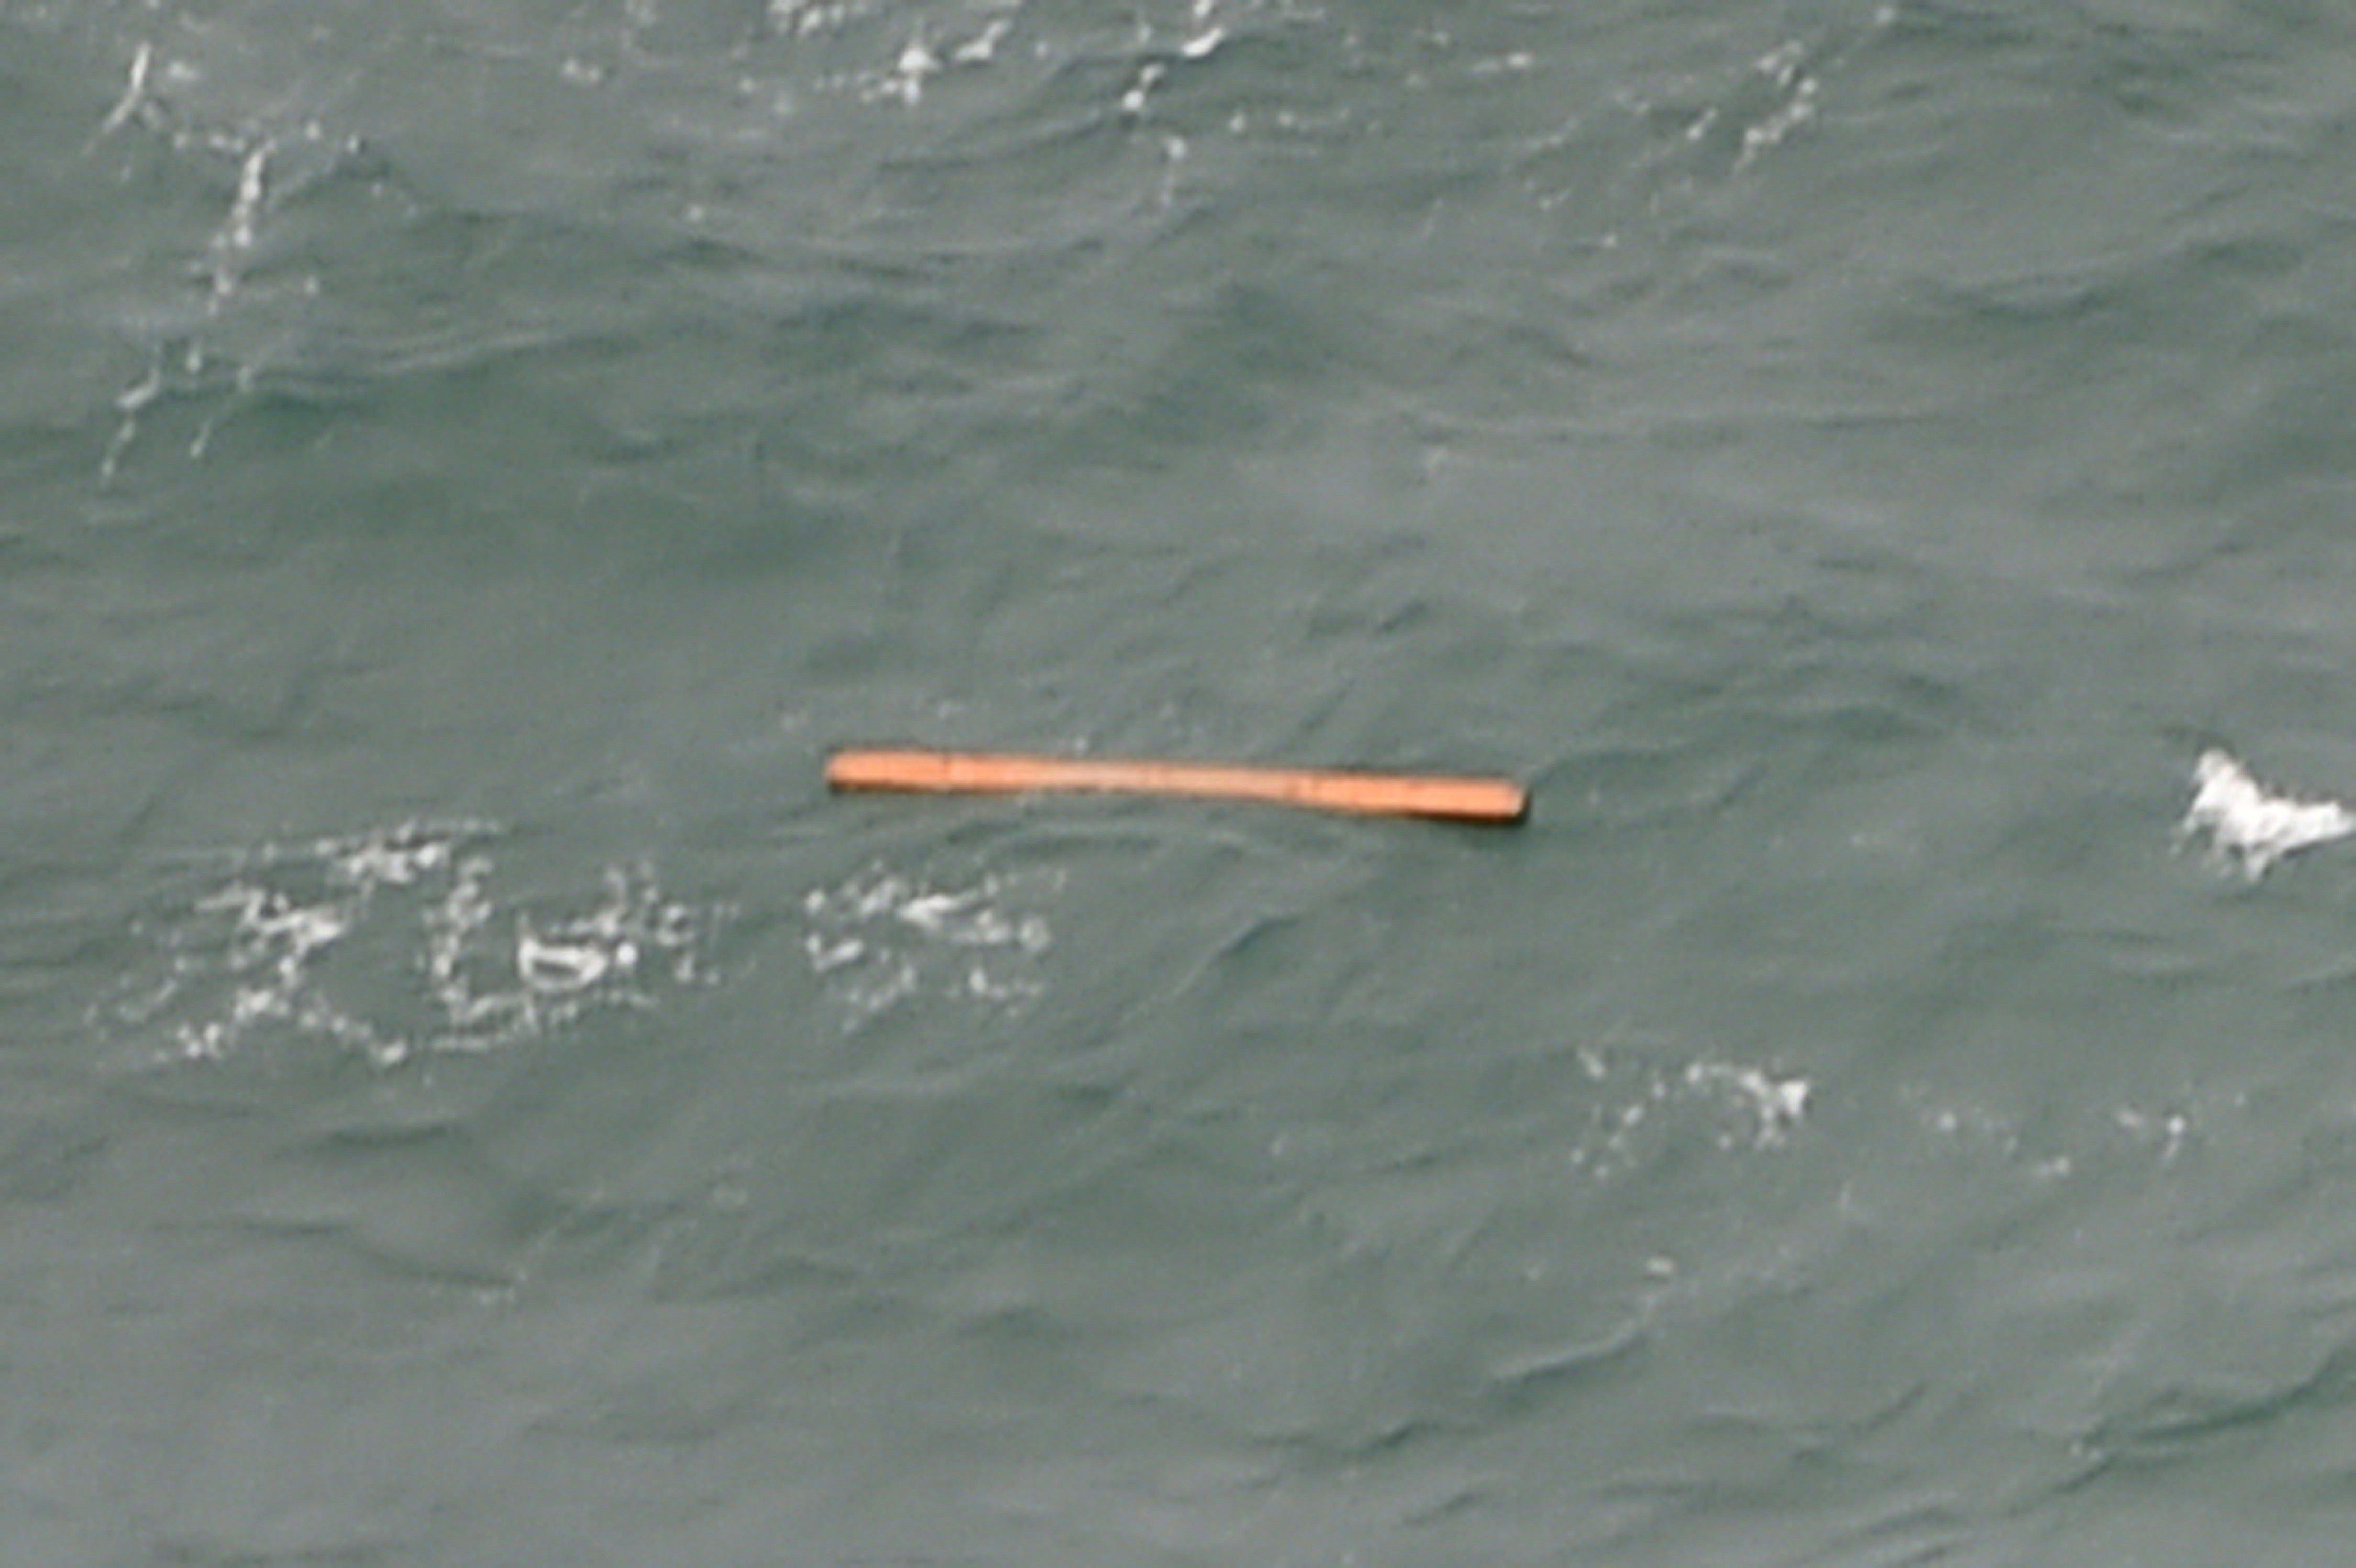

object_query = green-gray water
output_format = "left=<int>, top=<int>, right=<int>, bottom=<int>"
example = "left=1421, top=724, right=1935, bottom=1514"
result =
left=9, top=0, right=2356, bottom=1561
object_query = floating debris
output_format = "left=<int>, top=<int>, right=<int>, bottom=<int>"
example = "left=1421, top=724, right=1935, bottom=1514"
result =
left=2182, top=748, right=2356, bottom=880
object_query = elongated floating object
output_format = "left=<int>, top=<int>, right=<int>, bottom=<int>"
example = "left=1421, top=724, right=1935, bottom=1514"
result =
left=827, top=747, right=1528, bottom=826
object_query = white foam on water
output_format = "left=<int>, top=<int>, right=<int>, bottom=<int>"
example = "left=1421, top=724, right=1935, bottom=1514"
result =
left=2181, top=748, right=2356, bottom=880
left=1566, top=1043, right=1813, bottom=1181
left=1683, top=1061, right=1812, bottom=1148
left=97, top=824, right=727, bottom=1069
left=1732, top=39, right=1819, bottom=169
left=2114, top=1104, right=2197, bottom=1165
left=801, top=862, right=1058, bottom=1031
left=96, top=40, right=153, bottom=136
left=90, top=52, right=370, bottom=487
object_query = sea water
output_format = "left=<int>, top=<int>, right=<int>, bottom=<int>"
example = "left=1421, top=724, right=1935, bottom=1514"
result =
left=8, top=0, right=2356, bottom=1561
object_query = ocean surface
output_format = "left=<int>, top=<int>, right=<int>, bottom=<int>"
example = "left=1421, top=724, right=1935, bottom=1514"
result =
left=8, top=0, right=2356, bottom=1561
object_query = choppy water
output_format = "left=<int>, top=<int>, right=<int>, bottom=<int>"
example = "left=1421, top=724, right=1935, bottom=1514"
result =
left=10, top=0, right=2356, bottom=1561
